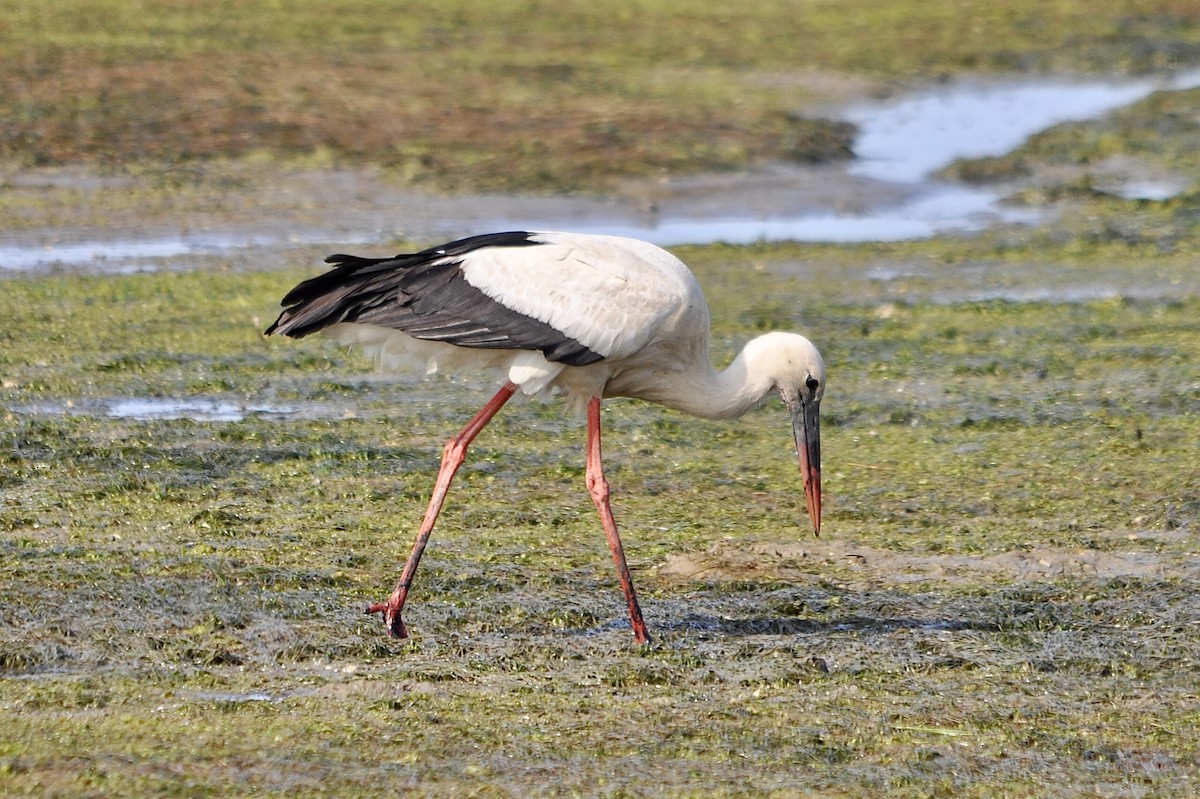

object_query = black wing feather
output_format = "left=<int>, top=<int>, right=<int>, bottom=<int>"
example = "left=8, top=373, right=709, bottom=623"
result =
left=265, top=231, right=604, bottom=366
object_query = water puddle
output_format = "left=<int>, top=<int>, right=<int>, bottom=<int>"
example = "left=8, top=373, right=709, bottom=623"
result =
left=106, top=398, right=297, bottom=422
left=1110, top=178, right=1192, bottom=201
left=518, top=183, right=1042, bottom=246
left=843, top=72, right=1200, bottom=183
left=0, top=229, right=372, bottom=274
left=12, top=397, right=299, bottom=422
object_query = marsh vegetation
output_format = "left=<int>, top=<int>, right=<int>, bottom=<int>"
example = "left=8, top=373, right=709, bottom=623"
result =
left=2, top=1, right=1199, bottom=796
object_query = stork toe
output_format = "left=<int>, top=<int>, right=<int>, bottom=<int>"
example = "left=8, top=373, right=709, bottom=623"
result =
left=366, top=598, right=409, bottom=639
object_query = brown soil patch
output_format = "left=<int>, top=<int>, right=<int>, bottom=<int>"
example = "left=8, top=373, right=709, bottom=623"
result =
left=658, top=539, right=1197, bottom=585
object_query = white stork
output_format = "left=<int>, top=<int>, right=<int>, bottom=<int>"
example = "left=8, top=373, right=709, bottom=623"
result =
left=266, top=231, right=825, bottom=643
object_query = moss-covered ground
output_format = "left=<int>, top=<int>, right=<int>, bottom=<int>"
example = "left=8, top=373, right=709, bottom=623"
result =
left=3, top=221, right=1198, bottom=796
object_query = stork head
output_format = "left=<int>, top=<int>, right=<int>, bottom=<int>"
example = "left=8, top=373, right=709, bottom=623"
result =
left=752, top=332, right=825, bottom=536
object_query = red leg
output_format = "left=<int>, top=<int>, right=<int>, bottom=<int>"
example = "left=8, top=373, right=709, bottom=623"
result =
left=367, top=381, right=518, bottom=638
left=585, top=396, right=650, bottom=644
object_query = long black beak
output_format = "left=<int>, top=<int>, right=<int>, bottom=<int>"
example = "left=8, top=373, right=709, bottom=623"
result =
left=792, top=399, right=822, bottom=535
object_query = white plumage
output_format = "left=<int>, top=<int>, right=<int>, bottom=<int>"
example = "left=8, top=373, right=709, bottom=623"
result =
left=324, top=232, right=706, bottom=404
left=459, top=233, right=695, bottom=360
left=267, top=230, right=825, bottom=643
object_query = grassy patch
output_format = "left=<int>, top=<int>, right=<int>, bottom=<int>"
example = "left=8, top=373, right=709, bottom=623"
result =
left=3, top=0, right=1200, bottom=190
left=3, top=1, right=1200, bottom=794
left=2, top=236, right=1198, bottom=795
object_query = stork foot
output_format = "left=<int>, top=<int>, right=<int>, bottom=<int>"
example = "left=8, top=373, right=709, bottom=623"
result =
left=366, top=596, right=409, bottom=639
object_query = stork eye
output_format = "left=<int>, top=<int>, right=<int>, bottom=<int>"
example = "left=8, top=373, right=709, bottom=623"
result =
left=806, top=376, right=819, bottom=391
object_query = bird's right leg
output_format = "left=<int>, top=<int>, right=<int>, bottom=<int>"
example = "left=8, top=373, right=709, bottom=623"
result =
left=585, top=396, right=651, bottom=644
left=367, top=381, right=518, bottom=638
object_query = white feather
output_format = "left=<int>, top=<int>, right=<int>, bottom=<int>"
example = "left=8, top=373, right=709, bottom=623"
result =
left=505, top=350, right=565, bottom=395
left=328, top=323, right=569, bottom=396
left=457, top=231, right=701, bottom=360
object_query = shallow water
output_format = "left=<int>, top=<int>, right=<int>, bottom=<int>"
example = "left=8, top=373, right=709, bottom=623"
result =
left=105, top=398, right=297, bottom=422
left=516, top=183, right=1042, bottom=245
left=15, top=398, right=299, bottom=422
left=843, top=70, right=1200, bottom=183
left=0, top=229, right=375, bottom=274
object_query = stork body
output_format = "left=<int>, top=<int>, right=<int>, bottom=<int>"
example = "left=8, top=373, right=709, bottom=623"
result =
left=267, top=231, right=824, bottom=643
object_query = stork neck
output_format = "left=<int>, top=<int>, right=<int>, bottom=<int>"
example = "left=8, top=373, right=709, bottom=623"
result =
left=655, top=345, right=775, bottom=421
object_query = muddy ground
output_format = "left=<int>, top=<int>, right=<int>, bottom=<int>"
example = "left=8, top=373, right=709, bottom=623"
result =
left=3, top=212, right=1198, bottom=797
left=3, top=4, right=1200, bottom=795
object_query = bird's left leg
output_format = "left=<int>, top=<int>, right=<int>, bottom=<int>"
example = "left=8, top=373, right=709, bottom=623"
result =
left=585, top=396, right=650, bottom=644
left=367, top=381, right=518, bottom=638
